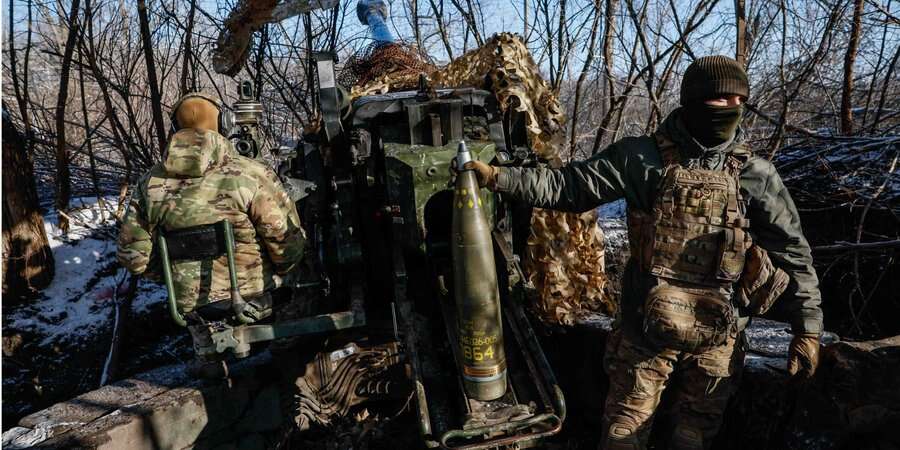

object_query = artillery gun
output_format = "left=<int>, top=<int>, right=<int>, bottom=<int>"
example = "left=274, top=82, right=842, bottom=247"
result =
left=275, top=52, right=566, bottom=446
left=157, top=69, right=565, bottom=446
left=155, top=1, right=568, bottom=447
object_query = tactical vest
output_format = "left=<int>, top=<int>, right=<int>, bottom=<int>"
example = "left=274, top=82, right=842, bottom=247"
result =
left=627, top=132, right=752, bottom=352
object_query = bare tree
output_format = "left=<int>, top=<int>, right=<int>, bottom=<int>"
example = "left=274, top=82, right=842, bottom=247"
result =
left=449, top=0, right=484, bottom=46
left=840, top=0, right=864, bottom=135
left=179, top=0, right=198, bottom=96
left=600, top=0, right=618, bottom=113
left=78, top=38, right=105, bottom=218
left=763, top=1, right=846, bottom=155
left=8, top=0, right=34, bottom=151
left=2, top=110, right=54, bottom=299
left=54, top=0, right=83, bottom=234
left=568, top=0, right=602, bottom=154
left=429, top=0, right=454, bottom=59
left=734, top=0, right=747, bottom=67
left=137, top=0, right=167, bottom=153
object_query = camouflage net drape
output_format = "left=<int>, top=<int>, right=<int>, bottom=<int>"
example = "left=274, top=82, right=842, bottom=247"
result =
left=342, top=42, right=437, bottom=95
left=348, top=34, right=615, bottom=323
left=524, top=210, right=612, bottom=323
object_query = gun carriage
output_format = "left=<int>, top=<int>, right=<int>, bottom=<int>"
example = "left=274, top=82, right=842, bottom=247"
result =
left=160, top=44, right=566, bottom=450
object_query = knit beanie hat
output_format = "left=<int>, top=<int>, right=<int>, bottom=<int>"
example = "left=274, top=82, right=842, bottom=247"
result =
left=680, top=55, right=749, bottom=105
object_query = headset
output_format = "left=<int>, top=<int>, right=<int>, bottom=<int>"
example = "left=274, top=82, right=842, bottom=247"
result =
left=169, top=92, right=236, bottom=136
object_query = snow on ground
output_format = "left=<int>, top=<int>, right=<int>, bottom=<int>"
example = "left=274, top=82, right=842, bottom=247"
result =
left=6, top=197, right=166, bottom=346
left=597, top=200, right=628, bottom=258
left=598, top=199, right=626, bottom=219
left=131, top=281, right=167, bottom=315
left=599, top=217, right=627, bottom=251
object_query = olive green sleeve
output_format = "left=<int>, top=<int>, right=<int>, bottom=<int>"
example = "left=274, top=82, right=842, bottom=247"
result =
left=745, top=161, right=824, bottom=335
left=116, top=178, right=153, bottom=274
left=249, top=169, right=307, bottom=275
left=494, top=140, right=634, bottom=212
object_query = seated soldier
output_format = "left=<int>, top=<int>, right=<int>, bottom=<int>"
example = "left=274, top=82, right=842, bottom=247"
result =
left=116, top=92, right=306, bottom=321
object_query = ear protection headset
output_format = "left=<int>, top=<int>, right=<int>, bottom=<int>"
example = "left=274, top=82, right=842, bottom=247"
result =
left=169, top=92, right=236, bottom=136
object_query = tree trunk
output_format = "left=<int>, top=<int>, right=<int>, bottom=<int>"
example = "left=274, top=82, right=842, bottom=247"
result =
left=8, top=0, right=32, bottom=144
left=734, top=0, right=747, bottom=67
left=601, top=0, right=618, bottom=113
left=871, top=44, right=900, bottom=130
left=410, top=0, right=422, bottom=49
left=179, top=0, right=197, bottom=97
left=429, top=0, right=454, bottom=60
left=568, top=0, right=602, bottom=155
left=2, top=111, right=55, bottom=299
left=81, top=0, right=134, bottom=178
left=253, top=25, right=267, bottom=100
left=841, top=0, right=864, bottom=135
left=78, top=43, right=106, bottom=220
left=54, top=0, right=82, bottom=235
left=523, top=0, right=528, bottom=37
left=137, top=0, right=168, bottom=155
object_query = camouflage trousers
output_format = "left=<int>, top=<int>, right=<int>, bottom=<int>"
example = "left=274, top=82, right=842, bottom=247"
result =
left=601, top=327, right=745, bottom=450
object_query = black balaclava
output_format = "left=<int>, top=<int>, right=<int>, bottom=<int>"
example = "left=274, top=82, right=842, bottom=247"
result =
left=679, top=55, right=749, bottom=148
left=682, top=103, right=743, bottom=148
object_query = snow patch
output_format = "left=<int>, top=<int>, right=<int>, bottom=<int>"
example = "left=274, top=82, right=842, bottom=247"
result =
left=6, top=197, right=165, bottom=346
left=598, top=217, right=628, bottom=253
left=598, top=199, right=626, bottom=218
left=131, top=280, right=167, bottom=315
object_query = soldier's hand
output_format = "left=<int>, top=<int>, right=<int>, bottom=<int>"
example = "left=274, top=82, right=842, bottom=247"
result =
left=462, top=160, right=501, bottom=191
left=787, top=333, right=820, bottom=379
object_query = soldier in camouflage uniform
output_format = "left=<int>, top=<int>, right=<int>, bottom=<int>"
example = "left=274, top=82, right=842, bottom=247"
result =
left=466, top=56, right=823, bottom=449
left=117, top=93, right=306, bottom=315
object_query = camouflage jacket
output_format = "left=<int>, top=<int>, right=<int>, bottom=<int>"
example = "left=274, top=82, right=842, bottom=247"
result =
left=117, top=128, right=306, bottom=312
left=496, top=109, right=824, bottom=335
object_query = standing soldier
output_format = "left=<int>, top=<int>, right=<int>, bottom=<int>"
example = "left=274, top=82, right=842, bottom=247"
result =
left=465, top=56, right=823, bottom=449
left=117, top=92, right=306, bottom=321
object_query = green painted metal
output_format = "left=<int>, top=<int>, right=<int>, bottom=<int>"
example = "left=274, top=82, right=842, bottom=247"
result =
left=439, top=413, right=562, bottom=449
left=384, top=140, right=496, bottom=252
left=157, top=234, right=188, bottom=327
left=191, top=310, right=366, bottom=357
left=158, top=220, right=252, bottom=326
left=223, top=220, right=254, bottom=325
left=239, top=310, right=366, bottom=342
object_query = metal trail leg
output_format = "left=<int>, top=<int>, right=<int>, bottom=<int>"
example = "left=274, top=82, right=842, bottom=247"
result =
left=158, top=234, right=187, bottom=327
left=223, top=220, right=253, bottom=324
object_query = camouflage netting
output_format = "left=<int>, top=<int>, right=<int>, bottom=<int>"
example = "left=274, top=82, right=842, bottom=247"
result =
left=341, top=42, right=437, bottom=96
left=525, top=210, right=614, bottom=323
left=348, top=33, right=615, bottom=324
left=430, top=34, right=566, bottom=162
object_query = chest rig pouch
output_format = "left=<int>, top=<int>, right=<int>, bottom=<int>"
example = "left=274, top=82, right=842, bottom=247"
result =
left=632, top=132, right=751, bottom=353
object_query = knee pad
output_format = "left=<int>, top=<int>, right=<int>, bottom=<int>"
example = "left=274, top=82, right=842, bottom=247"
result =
left=672, top=424, right=704, bottom=450
left=602, top=422, right=640, bottom=450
